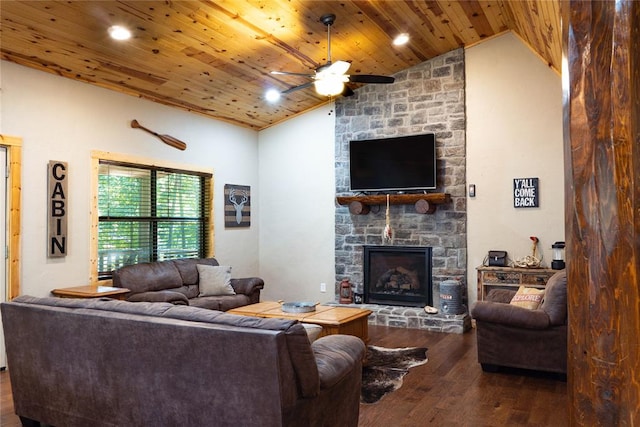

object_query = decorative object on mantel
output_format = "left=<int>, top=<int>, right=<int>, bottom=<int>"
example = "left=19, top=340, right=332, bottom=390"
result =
left=336, top=193, right=451, bottom=215
left=224, top=184, right=251, bottom=227
left=514, top=235, right=542, bottom=268
left=382, top=194, right=393, bottom=243
left=130, top=119, right=187, bottom=151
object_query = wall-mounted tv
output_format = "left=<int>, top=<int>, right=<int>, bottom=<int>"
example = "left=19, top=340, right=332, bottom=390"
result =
left=349, top=133, right=436, bottom=192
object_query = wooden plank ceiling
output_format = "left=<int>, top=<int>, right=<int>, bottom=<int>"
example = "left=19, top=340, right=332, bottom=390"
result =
left=0, top=1, right=560, bottom=131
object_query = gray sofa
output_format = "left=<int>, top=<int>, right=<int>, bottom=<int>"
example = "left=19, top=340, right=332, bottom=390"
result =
left=112, top=257, right=263, bottom=311
left=1, top=295, right=366, bottom=427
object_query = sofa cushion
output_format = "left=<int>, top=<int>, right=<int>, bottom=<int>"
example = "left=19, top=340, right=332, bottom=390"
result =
left=113, top=261, right=183, bottom=293
left=173, top=257, right=219, bottom=286
left=127, top=290, right=189, bottom=305
left=197, top=264, right=235, bottom=297
left=509, top=286, right=545, bottom=310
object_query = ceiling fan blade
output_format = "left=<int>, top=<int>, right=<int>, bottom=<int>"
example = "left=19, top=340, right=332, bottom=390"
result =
left=271, top=70, right=314, bottom=78
left=281, top=81, right=314, bottom=95
left=349, top=75, right=395, bottom=84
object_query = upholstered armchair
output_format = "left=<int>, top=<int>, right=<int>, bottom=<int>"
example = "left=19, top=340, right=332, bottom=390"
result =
left=471, top=270, right=567, bottom=375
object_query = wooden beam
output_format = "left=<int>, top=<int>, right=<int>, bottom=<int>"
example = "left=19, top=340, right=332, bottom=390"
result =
left=562, top=0, right=640, bottom=423
left=336, top=193, right=451, bottom=206
left=336, top=193, right=451, bottom=215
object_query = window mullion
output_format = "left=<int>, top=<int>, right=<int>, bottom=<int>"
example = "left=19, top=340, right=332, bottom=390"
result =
left=151, top=169, right=158, bottom=260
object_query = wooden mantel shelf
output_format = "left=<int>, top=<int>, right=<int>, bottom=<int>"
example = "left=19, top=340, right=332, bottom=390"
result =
left=336, top=193, right=451, bottom=215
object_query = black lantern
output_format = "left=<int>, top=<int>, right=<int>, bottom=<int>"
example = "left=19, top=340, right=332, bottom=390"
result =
left=551, top=241, right=565, bottom=270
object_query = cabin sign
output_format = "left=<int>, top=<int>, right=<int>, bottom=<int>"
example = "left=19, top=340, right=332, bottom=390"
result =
left=513, top=177, right=539, bottom=208
left=48, top=161, right=68, bottom=257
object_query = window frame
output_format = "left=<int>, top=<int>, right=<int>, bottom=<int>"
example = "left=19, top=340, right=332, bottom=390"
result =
left=90, top=151, right=214, bottom=284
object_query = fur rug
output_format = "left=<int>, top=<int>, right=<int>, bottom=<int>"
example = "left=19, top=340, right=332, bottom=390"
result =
left=361, top=345, right=429, bottom=404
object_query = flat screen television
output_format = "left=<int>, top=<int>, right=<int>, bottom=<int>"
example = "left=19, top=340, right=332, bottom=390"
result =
left=349, top=133, right=436, bottom=192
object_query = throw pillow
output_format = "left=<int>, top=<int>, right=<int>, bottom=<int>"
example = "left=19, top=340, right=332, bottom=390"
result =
left=197, top=264, right=236, bottom=297
left=509, top=286, right=545, bottom=310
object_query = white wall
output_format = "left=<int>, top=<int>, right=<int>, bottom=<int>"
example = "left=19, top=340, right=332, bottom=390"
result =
left=258, top=104, right=336, bottom=303
left=0, top=61, right=260, bottom=297
left=465, top=33, right=564, bottom=303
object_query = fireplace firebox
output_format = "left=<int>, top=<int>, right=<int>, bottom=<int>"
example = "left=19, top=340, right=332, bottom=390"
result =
left=363, top=246, right=433, bottom=307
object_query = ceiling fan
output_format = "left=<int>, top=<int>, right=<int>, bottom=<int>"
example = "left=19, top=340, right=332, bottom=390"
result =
left=270, top=13, right=395, bottom=98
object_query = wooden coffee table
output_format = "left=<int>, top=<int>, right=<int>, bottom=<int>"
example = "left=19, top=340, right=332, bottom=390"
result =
left=228, top=301, right=372, bottom=342
left=51, top=285, right=130, bottom=300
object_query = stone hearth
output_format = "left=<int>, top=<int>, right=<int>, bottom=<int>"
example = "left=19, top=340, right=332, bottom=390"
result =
left=327, top=302, right=471, bottom=334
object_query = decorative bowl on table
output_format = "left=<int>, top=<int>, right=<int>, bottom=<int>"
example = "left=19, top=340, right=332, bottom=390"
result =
left=280, top=301, right=318, bottom=313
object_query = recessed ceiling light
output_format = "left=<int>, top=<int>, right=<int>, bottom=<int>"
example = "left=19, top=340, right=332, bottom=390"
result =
left=265, top=89, right=281, bottom=102
left=393, top=33, right=410, bottom=46
left=108, top=25, right=131, bottom=41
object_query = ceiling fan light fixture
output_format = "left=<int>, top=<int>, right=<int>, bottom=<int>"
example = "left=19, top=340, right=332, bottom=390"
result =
left=314, top=78, right=345, bottom=96
left=269, top=13, right=394, bottom=99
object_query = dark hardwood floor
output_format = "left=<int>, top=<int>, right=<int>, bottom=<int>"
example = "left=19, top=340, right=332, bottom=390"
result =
left=359, top=326, right=567, bottom=426
left=1, top=325, right=567, bottom=427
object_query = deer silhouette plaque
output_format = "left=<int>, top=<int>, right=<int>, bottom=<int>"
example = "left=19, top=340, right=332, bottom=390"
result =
left=224, top=184, right=250, bottom=227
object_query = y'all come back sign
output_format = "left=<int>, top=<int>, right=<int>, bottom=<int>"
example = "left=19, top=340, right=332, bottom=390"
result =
left=513, top=177, right=539, bottom=208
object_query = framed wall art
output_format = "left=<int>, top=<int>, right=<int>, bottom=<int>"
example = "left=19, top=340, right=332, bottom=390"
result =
left=513, top=177, right=539, bottom=208
left=224, top=184, right=250, bottom=227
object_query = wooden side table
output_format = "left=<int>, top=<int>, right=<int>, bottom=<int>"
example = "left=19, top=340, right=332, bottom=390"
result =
left=476, top=266, right=557, bottom=301
left=51, top=285, right=130, bottom=300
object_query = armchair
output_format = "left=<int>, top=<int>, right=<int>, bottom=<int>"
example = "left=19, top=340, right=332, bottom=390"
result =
left=471, top=270, right=567, bottom=375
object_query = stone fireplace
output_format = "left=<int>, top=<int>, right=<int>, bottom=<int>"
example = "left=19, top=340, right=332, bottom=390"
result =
left=334, top=48, right=467, bottom=317
left=363, top=245, right=432, bottom=307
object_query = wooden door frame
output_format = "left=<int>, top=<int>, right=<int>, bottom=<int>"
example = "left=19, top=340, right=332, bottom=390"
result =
left=0, top=135, right=22, bottom=299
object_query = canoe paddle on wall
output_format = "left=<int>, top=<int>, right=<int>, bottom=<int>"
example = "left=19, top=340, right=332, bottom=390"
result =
left=130, top=119, right=187, bottom=151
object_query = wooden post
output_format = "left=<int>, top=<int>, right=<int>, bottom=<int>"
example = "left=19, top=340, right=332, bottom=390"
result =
left=562, top=1, right=640, bottom=424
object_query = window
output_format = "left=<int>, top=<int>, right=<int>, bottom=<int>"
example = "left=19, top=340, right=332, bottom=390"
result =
left=97, top=159, right=212, bottom=279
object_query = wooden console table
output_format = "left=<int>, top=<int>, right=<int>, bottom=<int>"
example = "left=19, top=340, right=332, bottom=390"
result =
left=51, top=285, right=130, bottom=300
left=336, top=193, right=451, bottom=215
left=476, top=266, right=557, bottom=301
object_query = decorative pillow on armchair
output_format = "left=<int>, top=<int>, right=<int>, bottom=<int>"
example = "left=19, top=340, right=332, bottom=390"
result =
left=197, top=264, right=236, bottom=297
left=509, top=286, right=545, bottom=310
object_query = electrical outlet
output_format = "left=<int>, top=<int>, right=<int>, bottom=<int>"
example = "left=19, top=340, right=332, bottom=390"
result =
left=320, top=282, right=326, bottom=293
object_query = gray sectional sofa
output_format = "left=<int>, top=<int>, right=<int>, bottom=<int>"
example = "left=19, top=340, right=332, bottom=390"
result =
left=112, top=257, right=263, bottom=311
left=1, top=295, right=366, bottom=427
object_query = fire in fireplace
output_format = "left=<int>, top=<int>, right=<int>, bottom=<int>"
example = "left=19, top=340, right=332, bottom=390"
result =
left=363, top=245, right=433, bottom=307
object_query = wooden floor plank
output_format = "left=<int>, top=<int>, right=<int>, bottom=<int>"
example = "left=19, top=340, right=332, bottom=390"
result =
left=1, top=325, right=567, bottom=426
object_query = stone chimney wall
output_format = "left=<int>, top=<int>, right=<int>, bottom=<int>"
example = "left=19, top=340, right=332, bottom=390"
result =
left=334, top=48, right=467, bottom=305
